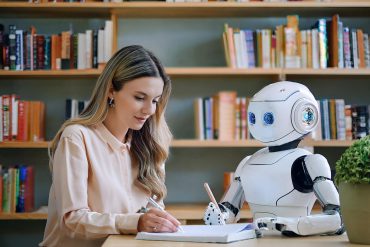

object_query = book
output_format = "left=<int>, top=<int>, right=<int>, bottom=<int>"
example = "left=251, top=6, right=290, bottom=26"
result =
left=136, top=223, right=257, bottom=243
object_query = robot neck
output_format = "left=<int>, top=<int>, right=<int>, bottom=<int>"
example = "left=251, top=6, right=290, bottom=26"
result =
left=268, top=138, right=302, bottom=152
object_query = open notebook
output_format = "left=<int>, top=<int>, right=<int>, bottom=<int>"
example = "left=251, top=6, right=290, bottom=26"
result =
left=136, top=223, right=258, bottom=243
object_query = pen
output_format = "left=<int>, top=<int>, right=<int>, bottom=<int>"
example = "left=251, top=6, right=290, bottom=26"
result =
left=204, top=182, right=221, bottom=212
left=147, top=197, right=184, bottom=232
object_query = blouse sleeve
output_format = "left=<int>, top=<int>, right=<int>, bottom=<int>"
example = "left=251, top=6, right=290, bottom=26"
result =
left=52, top=128, right=141, bottom=239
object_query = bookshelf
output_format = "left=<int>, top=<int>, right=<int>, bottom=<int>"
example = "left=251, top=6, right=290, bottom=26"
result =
left=0, top=1, right=369, bottom=246
left=0, top=139, right=355, bottom=149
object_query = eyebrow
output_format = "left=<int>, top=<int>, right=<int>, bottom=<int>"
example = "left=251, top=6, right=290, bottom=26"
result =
left=135, top=91, right=162, bottom=98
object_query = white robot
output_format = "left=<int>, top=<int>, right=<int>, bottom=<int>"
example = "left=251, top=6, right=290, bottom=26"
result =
left=204, top=81, right=345, bottom=236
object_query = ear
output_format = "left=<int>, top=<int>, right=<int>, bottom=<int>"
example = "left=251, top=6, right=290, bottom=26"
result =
left=291, top=98, right=319, bottom=134
left=108, top=86, right=114, bottom=98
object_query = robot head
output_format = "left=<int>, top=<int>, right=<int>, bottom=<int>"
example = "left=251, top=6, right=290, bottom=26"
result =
left=248, top=81, right=319, bottom=146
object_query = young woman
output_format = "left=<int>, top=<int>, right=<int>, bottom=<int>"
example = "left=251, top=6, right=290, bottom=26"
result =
left=40, top=45, right=180, bottom=247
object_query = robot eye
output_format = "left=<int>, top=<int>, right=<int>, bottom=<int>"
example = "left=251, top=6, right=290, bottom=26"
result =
left=263, top=112, right=274, bottom=125
left=248, top=112, right=256, bottom=125
left=302, top=107, right=315, bottom=125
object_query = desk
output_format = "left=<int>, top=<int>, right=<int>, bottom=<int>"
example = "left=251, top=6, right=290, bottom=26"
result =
left=102, top=233, right=358, bottom=247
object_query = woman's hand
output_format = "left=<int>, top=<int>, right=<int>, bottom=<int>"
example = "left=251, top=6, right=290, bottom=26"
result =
left=137, top=208, right=181, bottom=233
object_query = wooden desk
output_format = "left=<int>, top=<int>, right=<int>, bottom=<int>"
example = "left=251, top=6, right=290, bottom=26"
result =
left=102, top=233, right=356, bottom=247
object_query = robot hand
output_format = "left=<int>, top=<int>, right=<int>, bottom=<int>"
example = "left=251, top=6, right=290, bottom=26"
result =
left=254, top=217, right=299, bottom=235
left=203, top=202, right=229, bottom=225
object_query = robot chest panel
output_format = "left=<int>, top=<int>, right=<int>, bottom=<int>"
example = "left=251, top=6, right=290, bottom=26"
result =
left=241, top=149, right=309, bottom=205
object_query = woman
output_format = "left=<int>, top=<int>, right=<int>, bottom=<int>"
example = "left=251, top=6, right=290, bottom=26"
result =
left=40, top=45, right=180, bottom=247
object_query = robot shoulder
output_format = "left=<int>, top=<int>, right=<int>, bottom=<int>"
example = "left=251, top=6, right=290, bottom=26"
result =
left=303, top=154, right=332, bottom=181
left=234, top=155, right=252, bottom=176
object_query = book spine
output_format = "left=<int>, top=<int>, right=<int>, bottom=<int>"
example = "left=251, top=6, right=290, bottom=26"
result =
left=44, top=35, right=51, bottom=70
left=92, top=29, right=98, bottom=69
left=335, top=99, right=346, bottom=140
left=338, top=21, right=344, bottom=68
left=343, top=27, right=352, bottom=68
left=194, top=98, right=204, bottom=140
left=0, top=95, right=2, bottom=142
left=9, top=25, right=17, bottom=70
left=329, top=99, right=337, bottom=140
left=311, top=29, right=320, bottom=69
left=357, top=30, right=365, bottom=68
left=11, top=94, right=19, bottom=140
left=317, top=19, right=328, bottom=69
left=36, top=35, right=45, bottom=70
left=244, top=30, right=256, bottom=68
left=364, top=33, right=370, bottom=68
left=351, top=29, right=359, bottom=69
left=15, top=30, right=23, bottom=71
left=2, top=95, right=11, bottom=141
left=344, top=105, right=352, bottom=140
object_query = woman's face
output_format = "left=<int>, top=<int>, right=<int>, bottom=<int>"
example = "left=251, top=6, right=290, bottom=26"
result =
left=109, top=76, right=164, bottom=131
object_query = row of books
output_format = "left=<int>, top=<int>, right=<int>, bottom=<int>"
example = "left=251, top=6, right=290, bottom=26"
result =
left=65, top=98, right=89, bottom=120
left=223, top=15, right=370, bottom=69
left=0, top=94, right=45, bottom=142
left=0, top=165, right=35, bottom=213
left=312, top=100, right=370, bottom=141
left=194, top=93, right=370, bottom=141
left=194, top=91, right=250, bottom=140
left=0, top=21, right=113, bottom=71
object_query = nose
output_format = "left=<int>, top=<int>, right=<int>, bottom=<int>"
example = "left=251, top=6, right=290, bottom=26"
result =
left=142, top=101, right=156, bottom=115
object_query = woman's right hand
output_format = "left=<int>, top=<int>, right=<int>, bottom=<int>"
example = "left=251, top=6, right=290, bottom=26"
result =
left=137, top=208, right=181, bottom=233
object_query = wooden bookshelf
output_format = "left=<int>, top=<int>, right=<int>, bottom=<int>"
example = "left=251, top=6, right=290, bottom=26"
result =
left=0, top=140, right=355, bottom=148
left=171, top=139, right=355, bottom=147
left=0, top=141, right=49, bottom=148
left=166, top=67, right=281, bottom=77
left=0, top=2, right=369, bottom=18
left=283, top=68, right=370, bottom=76
left=0, top=69, right=102, bottom=78
left=0, top=213, right=47, bottom=220
left=1, top=68, right=369, bottom=78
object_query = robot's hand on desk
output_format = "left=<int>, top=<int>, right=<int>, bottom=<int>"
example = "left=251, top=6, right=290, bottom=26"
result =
left=203, top=202, right=229, bottom=225
left=255, top=217, right=278, bottom=231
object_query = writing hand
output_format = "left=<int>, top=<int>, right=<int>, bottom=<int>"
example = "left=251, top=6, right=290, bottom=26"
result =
left=137, top=208, right=181, bottom=233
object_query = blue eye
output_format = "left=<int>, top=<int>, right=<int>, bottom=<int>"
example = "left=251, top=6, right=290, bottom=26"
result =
left=303, top=107, right=315, bottom=125
left=263, top=112, right=274, bottom=125
left=248, top=112, right=255, bottom=125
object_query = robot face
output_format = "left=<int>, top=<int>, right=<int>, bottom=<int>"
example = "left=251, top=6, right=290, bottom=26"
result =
left=248, top=100, right=296, bottom=145
left=248, top=81, right=319, bottom=146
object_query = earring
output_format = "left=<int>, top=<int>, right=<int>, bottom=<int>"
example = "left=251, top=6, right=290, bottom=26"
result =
left=108, top=97, right=115, bottom=108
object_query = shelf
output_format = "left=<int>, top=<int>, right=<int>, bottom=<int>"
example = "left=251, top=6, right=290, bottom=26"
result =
left=171, top=139, right=354, bottom=147
left=0, top=2, right=369, bottom=18
left=0, top=140, right=355, bottom=148
left=283, top=68, right=370, bottom=76
left=166, top=67, right=281, bottom=77
left=0, top=69, right=103, bottom=78
left=0, top=141, right=49, bottom=148
left=1, top=68, right=370, bottom=78
left=0, top=213, right=47, bottom=220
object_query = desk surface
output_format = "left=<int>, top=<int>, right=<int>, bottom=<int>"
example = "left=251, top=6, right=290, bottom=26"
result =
left=102, top=233, right=360, bottom=247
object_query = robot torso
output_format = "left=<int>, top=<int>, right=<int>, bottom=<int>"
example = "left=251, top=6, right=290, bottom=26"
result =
left=240, top=147, right=317, bottom=219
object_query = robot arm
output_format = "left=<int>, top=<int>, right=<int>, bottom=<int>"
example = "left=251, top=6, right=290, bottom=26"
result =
left=203, top=156, right=249, bottom=225
left=255, top=154, right=344, bottom=236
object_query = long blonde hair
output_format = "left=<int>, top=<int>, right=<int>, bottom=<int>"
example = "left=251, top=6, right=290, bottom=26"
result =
left=49, top=45, right=172, bottom=200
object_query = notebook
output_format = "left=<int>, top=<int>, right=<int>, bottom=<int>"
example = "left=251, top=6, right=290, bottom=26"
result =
left=135, top=223, right=258, bottom=243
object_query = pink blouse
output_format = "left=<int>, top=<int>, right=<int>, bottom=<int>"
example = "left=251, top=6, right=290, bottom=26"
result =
left=40, top=123, right=158, bottom=247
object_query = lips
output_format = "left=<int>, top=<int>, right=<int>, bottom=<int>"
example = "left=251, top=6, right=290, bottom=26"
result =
left=135, top=116, right=147, bottom=122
